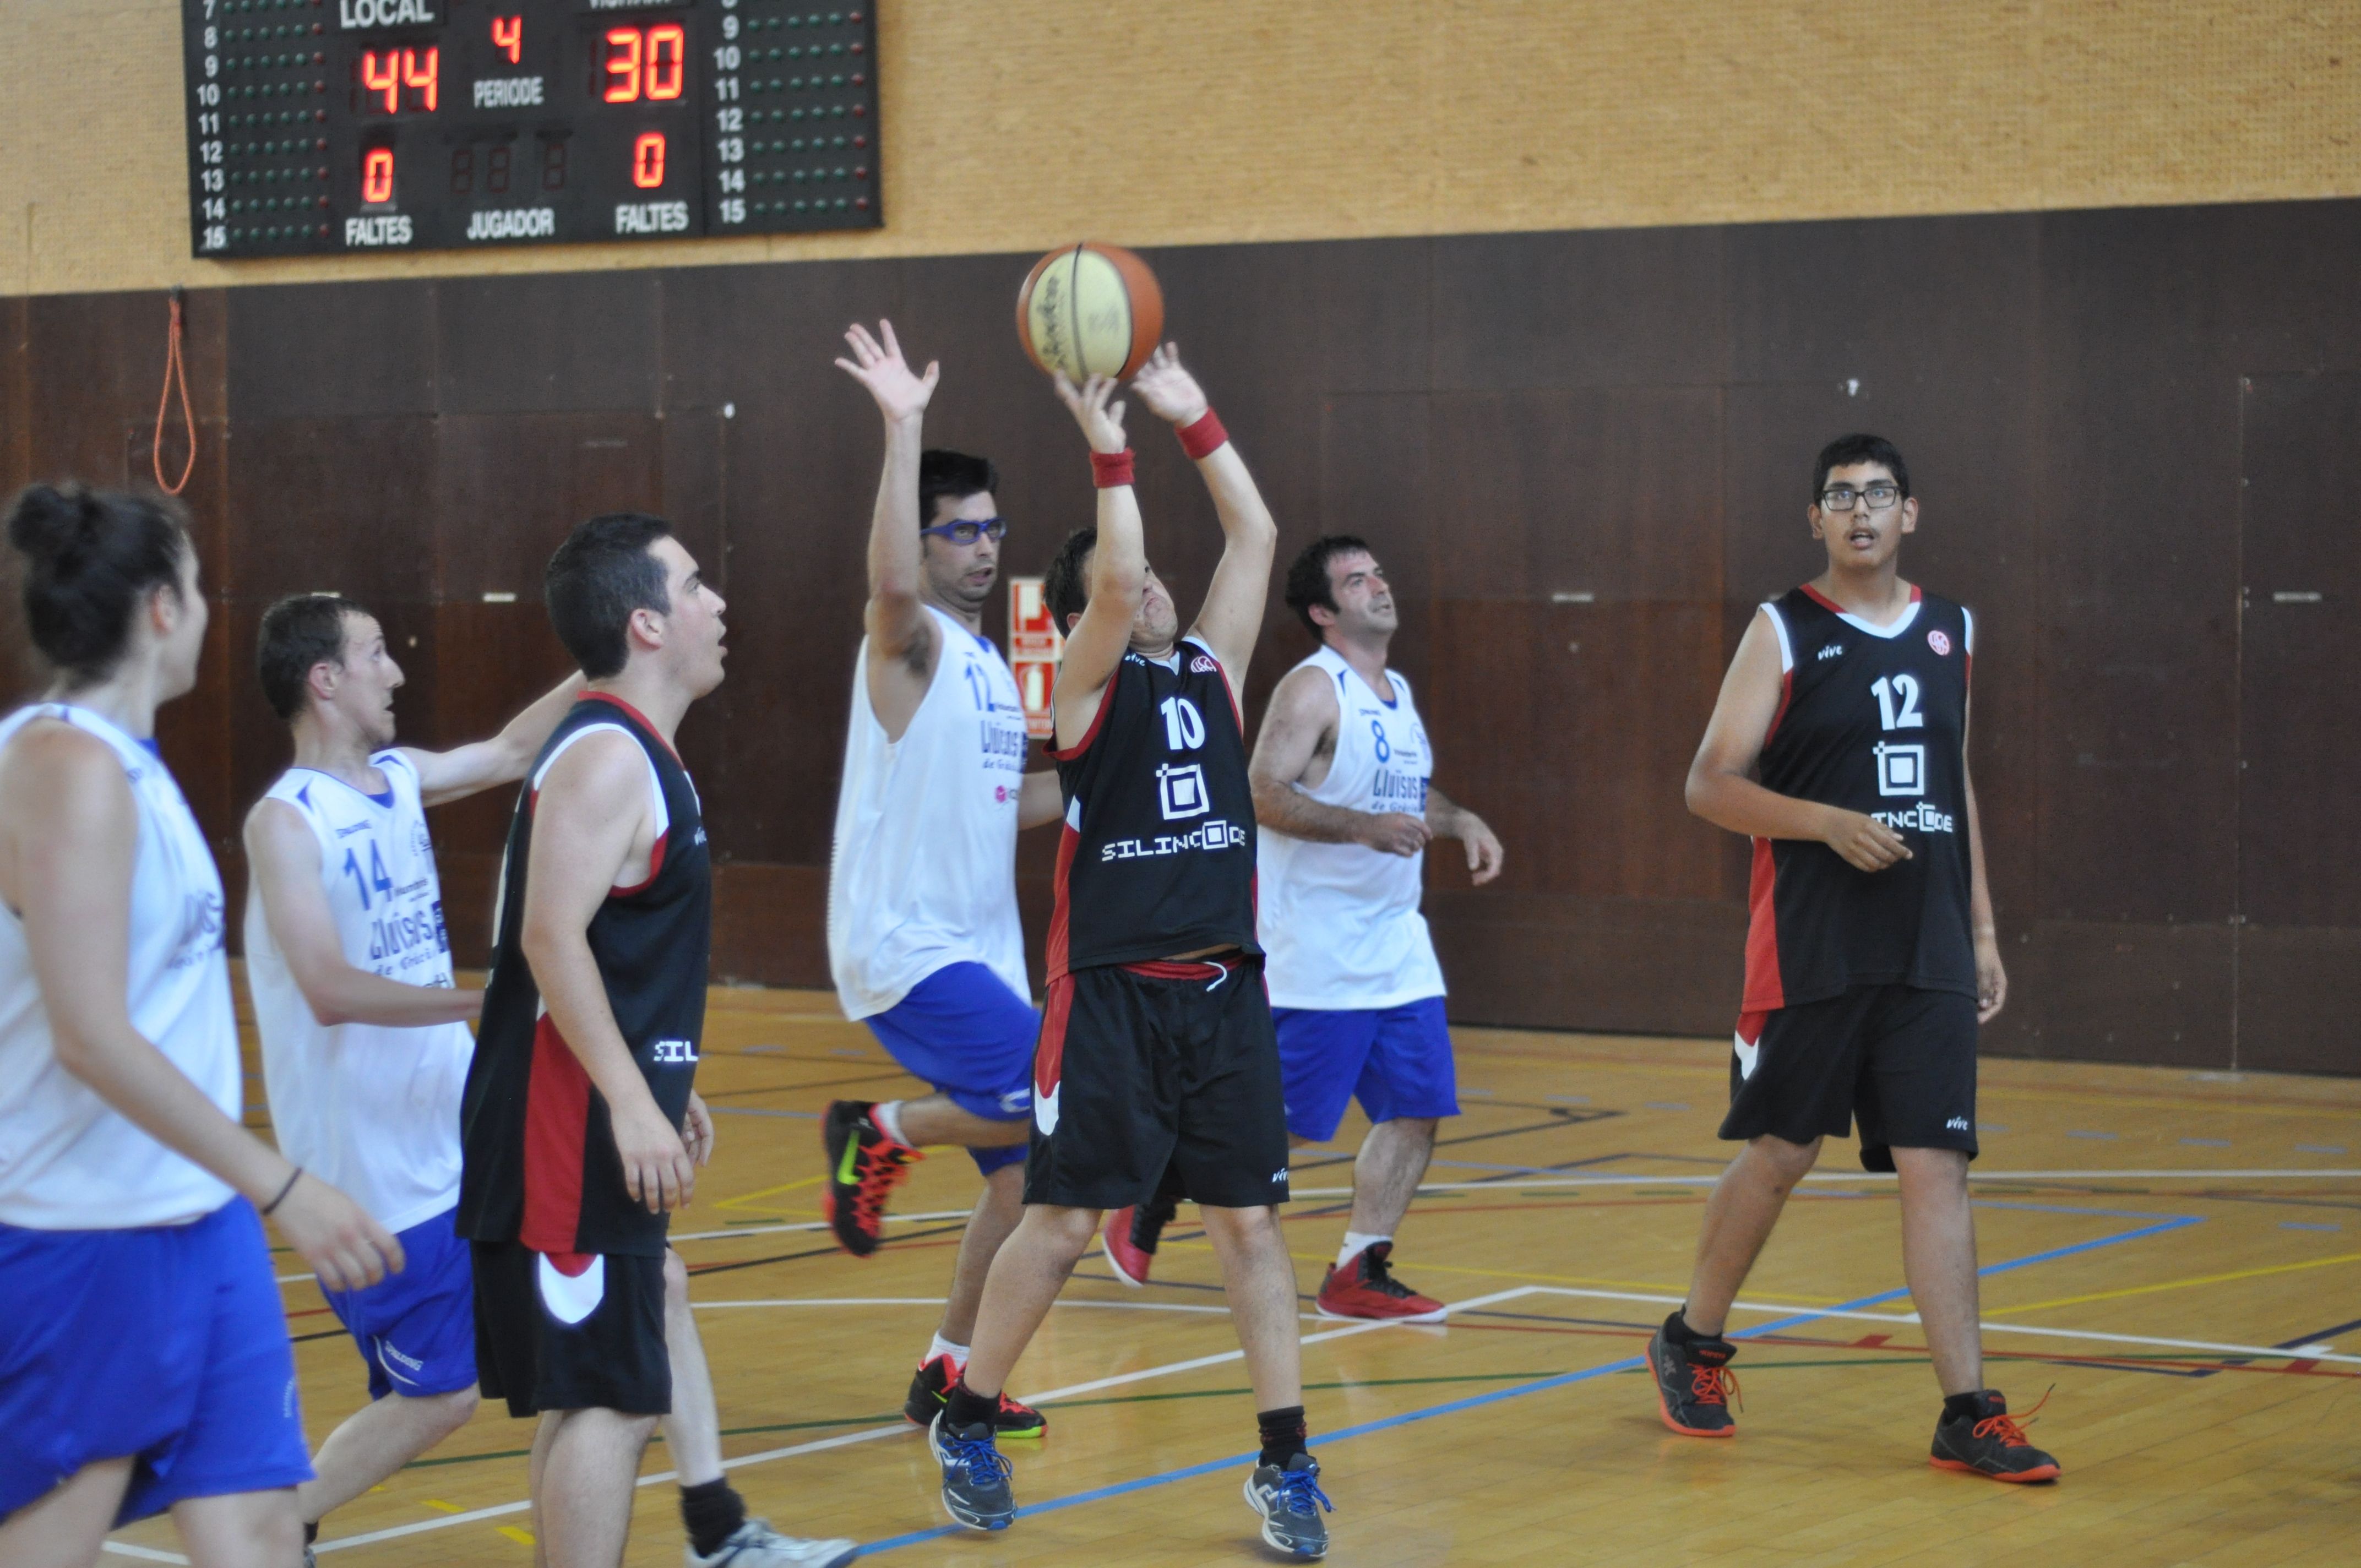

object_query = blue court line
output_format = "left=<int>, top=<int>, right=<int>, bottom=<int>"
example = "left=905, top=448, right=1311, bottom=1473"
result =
left=858, top=1211, right=2196, bottom=1555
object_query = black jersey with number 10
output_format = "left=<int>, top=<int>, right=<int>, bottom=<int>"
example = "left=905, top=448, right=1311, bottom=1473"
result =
left=1046, top=638, right=1263, bottom=978
left=1742, top=585, right=1977, bottom=1015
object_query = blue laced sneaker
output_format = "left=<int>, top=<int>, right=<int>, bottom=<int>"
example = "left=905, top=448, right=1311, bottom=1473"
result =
left=1244, top=1453, right=1332, bottom=1559
left=929, top=1411, right=1016, bottom=1531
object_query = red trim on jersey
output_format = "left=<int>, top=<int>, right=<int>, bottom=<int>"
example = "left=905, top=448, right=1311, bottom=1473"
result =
left=545, top=1249, right=595, bottom=1276
left=611, top=830, right=668, bottom=897
left=1045, top=672, right=1119, bottom=761
left=1798, top=581, right=1922, bottom=618
left=1033, top=975, right=1074, bottom=1102
left=580, top=691, right=683, bottom=764
left=1734, top=1010, right=1767, bottom=1048
left=1740, top=837, right=1786, bottom=1014
left=520, top=1013, right=591, bottom=1254
left=1120, top=955, right=1244, bottom=981
left=1045, top=821, right=1080, bottom=981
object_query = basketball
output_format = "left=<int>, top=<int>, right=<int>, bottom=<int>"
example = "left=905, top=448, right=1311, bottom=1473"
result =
left=1014, top=242, right=1165, bottom=382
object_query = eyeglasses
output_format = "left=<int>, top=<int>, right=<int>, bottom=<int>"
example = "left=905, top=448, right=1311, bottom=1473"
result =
left=1818, top=483, right=1902, bottom=512
left=920, top=517, right=1007, bottom=545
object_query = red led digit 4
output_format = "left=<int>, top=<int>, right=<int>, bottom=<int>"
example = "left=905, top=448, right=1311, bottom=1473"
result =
left=402, top=47, right=438, bottom=112
left=362, top=50, right=399, bottom=112
left=491, top=14, right=522, bottom=65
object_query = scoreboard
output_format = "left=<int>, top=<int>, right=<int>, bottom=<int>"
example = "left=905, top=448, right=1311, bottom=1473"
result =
left=179, top=0, right=881, bottom=258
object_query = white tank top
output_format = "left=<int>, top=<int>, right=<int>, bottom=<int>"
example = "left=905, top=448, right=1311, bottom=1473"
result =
left=1257, top=647, right=1447, bottom=1010
left=828, top=606, right=1031, bottom=1019
left=246, top=752, right=471, bottom=1233
left=0, top=704, right=238, bottom=1228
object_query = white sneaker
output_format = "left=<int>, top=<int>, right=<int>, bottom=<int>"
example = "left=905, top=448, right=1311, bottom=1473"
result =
left=684, top=1518, right=860, bottom=1567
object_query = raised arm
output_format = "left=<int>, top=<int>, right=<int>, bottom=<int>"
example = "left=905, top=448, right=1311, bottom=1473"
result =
left=1131, top=346, right=1276, bottom=701
left=1049, top=373, right=1144, bottom=748
left=0, top=725, right=399, bottom=1291
left=1685, top=608, right=1912, bottom=873
left=837, top=319, right=943, bottom=740
left=244, top=798, right=483, bottom=1028
left=403, top=672, right=585, bottom=808
left=518, top=732, right=695, bottom=1213
left=1249, top=662, right=1429, bottom=856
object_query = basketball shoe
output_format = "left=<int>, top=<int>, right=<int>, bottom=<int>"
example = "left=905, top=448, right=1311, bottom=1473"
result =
left=1929, top=1390, right=2060, bottom=1483
left=1101, top=1193, right=1178, bottom=1286
left=1244, top=1453, right=1334, bottom=1559
left=904, top=1354, right=1047, bottom=1439
left=1648, top=1314, right=1740, bottom=1436
left=820, top=1100, right=922, bottom=1257
left=684, top=1520, right=859, bottom=1567
left=930, top=1411, right=1017, bottom=1531
left=1315, top=1242, right=1445, bottom=1323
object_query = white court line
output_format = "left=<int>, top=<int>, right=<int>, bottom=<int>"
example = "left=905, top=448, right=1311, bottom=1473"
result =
left=1286, top=1168, right=2361, bottom=1199
left=695, top=1298, right=1249, bottom=1316
left=1515, top=1286, right=2361, bottom=1366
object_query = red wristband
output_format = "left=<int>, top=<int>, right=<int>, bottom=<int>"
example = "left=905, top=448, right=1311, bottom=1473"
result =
left=1176, top=409, right=1228, bottom=460
left=1090, top=449, right=1136, bottom=488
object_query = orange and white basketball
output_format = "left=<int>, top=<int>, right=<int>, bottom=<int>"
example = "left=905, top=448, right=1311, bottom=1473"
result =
left=1014, top=242, right=1165, bottom=382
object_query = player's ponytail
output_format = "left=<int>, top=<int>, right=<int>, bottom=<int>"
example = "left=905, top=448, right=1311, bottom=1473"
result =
left=6, top=482, right=192, bottom=685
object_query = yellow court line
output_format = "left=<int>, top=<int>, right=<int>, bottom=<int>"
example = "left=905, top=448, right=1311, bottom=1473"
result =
left=421, top=1500, right=464, bottom=1515
left=716, top=1174, right=828, bottom=1210
left=496, top=1526, right=536, bottom=1546
left=1988, top=1250, right=2361, bottom=1315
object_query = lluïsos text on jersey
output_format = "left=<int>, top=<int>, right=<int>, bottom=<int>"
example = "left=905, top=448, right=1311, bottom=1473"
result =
left=981, top=717, right=1026, bottom=772
left=369, top=901, right=451, bottom=968
left=1371, top=768, right=1428, bottom=812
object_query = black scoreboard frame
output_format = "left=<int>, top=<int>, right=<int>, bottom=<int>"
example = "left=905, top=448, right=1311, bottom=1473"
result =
left=179, top=0, right=882, bottom=259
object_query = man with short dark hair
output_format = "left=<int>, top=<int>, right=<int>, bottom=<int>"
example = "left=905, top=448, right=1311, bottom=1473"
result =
left=243, top=592, right=580, bottom=1556
left=1651, top=434, right=2058, bottom=1483
left=456, top=516, right=856, bottom=1568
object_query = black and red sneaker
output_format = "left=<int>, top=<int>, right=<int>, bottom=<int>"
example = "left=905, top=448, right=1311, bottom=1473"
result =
left=1102, top=1194, right=1177, bottom=1287
left=902, top=1354, right=1047, bottom=1440
left=1648, top=1314, right=1740, bottom=1437
left=1930, top=1390, right=2059, bottom=1483
left=1315, top=1243, right=1446, bottom=1323
left=821, top=1100, right=922, bottom=1257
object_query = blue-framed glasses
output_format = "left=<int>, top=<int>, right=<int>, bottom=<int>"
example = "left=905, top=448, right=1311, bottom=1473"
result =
left=921, top=517, right=1007, bottom=545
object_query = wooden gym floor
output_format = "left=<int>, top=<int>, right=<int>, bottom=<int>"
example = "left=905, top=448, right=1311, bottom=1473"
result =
left=105, top=984, right=2361, bottom=1567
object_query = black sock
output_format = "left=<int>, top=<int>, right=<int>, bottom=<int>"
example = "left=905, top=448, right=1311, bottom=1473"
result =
left=1257, top=1404, right=1308, bottom=1467
left=304, top=1522, right=319, bottom=1547
left=1941, top=1391, right=1987, bottom=1424
left=945, top=1378, right=999, bottom=1433
left=1665, top=1308, right=1708, bottom=1346
left=679, top=1478, right=746, bottom=1558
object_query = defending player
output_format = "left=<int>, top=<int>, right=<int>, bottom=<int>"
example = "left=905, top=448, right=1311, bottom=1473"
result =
left=0, top=486, right=396, bottom=1567
left=1117, top=536, right=1499, bottom=1320
left=1649, top=434, right=2058, bottom=1483
left=243, top=594, right=581, bottom=1554
left=822, top=322, right=1062, bottom=1438
left=927, top=353, right=1337, bottom=1560
left=456, top=515, right=856, bottom=1568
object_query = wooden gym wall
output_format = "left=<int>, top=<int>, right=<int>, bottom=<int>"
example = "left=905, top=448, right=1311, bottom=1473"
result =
left=2, top=199, right=2358, bottom=1076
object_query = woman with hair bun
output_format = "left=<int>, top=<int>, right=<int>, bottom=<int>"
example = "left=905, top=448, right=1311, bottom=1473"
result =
left=0, top=484, right=401, bottom=1566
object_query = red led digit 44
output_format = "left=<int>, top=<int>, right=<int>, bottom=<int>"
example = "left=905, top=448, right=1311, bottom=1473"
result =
left=360, top=47, right=437, bottom=113
left=603, top=24, right=686, bottom=103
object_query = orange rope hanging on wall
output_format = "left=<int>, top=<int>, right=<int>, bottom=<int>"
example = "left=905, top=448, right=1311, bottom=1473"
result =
left=153, top=287, right=195, bottom=495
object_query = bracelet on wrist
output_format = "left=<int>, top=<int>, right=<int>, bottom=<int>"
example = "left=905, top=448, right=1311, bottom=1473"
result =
left=1090, top=448, right=1136, bottom=489
left=1176, top=409, right=1228, bottom=460
left=263, top=1166, right=304, bottom=1216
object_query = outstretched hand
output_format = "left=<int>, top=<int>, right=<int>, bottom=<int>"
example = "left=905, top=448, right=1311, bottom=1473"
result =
left=1054, top=372, right=1130, bottom=454
left=1129, top=344, right=1208, bottom=427
left=835, top=319, right=938, bottom=425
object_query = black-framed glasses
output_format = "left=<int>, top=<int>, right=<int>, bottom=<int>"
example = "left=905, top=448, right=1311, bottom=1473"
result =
left=1819, top=483, right=1902, bottom=512
left=920, top=516, right=1007, bottom=545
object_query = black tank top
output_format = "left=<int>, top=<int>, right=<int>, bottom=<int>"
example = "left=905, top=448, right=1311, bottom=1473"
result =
left=458, top=694, right=711, bottom=1257
left=1742, top=585, right=1977, bottom=1014
left=1046, top=637, right=1261, bottom=977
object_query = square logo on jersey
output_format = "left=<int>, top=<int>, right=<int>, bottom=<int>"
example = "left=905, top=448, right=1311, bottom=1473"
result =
left=1874, top=742, right=1926, bottom=797
left=1157, top=761, right=1211, bottom=821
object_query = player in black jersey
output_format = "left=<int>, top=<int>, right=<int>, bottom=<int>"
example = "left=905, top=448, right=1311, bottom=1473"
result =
left=1647, top=434, right=2058, bottom=1484
left=457, top=515, right=855, bottom=1568
left=926, top=351, right=1334, bottom=1558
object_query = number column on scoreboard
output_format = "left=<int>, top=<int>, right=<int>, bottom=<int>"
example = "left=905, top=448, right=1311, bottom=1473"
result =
left=708, top=0, right=881, bottom=236
left=182, top=0, right=339, bottom=258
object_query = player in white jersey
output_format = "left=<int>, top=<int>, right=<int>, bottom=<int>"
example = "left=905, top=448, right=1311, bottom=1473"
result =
left=1103, top=535, right=1502, bottom=1319
left=0, top=485, right=394, bottom=1567
left=822, top=322, right=1064, bottom=1436
left=243, top=592, right=583, bottom=1555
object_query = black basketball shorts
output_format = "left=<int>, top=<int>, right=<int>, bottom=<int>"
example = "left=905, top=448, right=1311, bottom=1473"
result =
left=1026, top=956, right=1293, bottom=1211
left=471, top=1242, right=670, bottom=1418
left=1720, top=983, right=1979, bottom=1172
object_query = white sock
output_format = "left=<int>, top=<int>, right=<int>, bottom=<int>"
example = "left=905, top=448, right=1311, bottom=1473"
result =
left=927, top=1332, right=968, bottom=1370
left=1337, top=1231, right=1390, bottom=1271
left=872, top=1100, right=910, bottom=1147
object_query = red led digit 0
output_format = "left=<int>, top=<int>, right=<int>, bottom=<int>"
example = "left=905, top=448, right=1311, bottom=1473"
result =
left=491, top=14, right=522, bottom=64
left=646, top=24, right=685, bottom=99
left=362, top=148, right=395, bottom=203
left=402, top=47, right=438, bottom=112
left=603, top=28, right=643, bottom=103
left=632, top=131, right=667, bottom=188
left=362, top=50, right=399, bottom=113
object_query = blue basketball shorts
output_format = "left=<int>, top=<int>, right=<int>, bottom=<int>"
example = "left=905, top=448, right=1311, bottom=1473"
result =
left=320, top=1207, right=477, bottom=1401
left=0, top=1197, right=312, bottom=1524
left=1273, top=997, right=1460, bottom=1144
left=864, top=961, right=1040, bottom=1175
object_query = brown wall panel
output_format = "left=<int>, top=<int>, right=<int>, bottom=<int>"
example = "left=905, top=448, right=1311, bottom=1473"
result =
left=436, top=274, right=661, bottom=415
left=2238, top=928, right=2361, bottom=1076
left=225, top=418, right=439, bottom=604
left=423, top=601, right=575, bottom=858
left=2012, top=919, right=2234, bottom=1066
left=433, top=413, right=665, bottom=602
left=711, top=863, right=829, bottom=988
left=1426, top=892, right=1744, bottom=1036
left=227, top=281, right=438, bottom=422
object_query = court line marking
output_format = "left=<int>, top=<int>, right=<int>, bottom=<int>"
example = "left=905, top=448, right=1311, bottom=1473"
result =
left=1286, top=1169, right=2361, bottom=1199
left=1984, top=1250, right=2361, bottom=1315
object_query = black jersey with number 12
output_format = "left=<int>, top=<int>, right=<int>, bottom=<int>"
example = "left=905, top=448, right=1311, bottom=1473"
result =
left=1742, top=585, right=1977, bottom=1016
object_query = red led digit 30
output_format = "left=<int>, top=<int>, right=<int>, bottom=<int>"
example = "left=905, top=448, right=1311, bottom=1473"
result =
left=603, top=24, right=684, bottom=104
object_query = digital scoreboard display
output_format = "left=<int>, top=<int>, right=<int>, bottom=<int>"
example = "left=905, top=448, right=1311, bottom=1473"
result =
left=179, top=0, right=880, bottom=258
